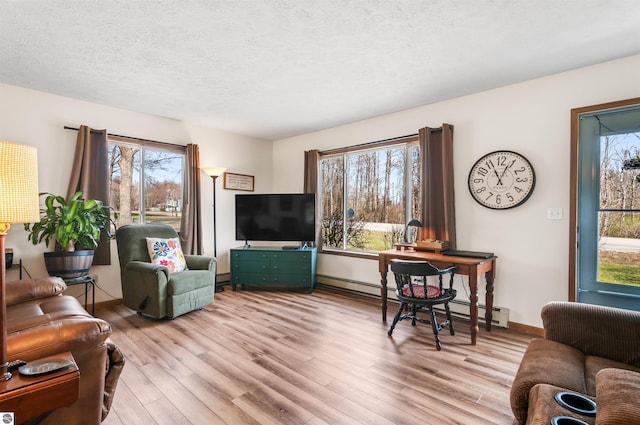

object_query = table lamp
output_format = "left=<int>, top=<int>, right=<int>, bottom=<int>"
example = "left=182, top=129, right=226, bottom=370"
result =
left=404, top=219, right=423, bottom=244
left=203, top=166, right=226, bottom=293
left=0, top=142, right=40, bottom=380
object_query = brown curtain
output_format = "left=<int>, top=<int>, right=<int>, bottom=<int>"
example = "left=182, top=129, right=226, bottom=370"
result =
left=67, top=125, right=111, bottom=264
left=179, top=144, right=203, bottom=255
left=419, top=124, right=457, bottom=249
left=303, top=149, right=320, bottom=246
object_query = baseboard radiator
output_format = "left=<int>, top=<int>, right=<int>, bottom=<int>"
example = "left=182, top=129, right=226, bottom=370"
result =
left=316, top=274, right=510, bottom=328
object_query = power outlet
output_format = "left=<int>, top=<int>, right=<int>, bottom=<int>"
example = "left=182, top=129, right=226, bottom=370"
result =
left=547, top=208, right=563, bottom=220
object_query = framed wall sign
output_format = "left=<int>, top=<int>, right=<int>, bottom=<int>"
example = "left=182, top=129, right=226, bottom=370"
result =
left=223, top=172, right=255, bottom=191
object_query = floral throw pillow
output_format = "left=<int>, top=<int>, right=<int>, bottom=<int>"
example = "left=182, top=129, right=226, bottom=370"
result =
left=146, top=237, right=187, bottom=273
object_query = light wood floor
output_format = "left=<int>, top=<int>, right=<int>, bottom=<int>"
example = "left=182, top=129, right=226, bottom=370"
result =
left=98, top=285, right=534, bottom=425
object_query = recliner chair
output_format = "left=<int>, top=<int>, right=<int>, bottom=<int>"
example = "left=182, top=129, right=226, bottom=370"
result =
left=115, top=224, right=215, bottom=319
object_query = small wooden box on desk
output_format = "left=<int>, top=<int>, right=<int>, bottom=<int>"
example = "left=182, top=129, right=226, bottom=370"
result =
left=394, top=240, right=450, bottom=253
left=230, top=246, right=317, bottom=293
left=0, top=352, right=79, bottom=424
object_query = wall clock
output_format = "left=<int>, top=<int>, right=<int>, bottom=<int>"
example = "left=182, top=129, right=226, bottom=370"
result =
left=468, top=150, right=536, bottom=209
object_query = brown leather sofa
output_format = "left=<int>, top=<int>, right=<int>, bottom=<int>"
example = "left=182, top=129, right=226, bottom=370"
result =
left=5, top=276, right=124, bottom=424
left=510, top=301, right=640, bottom=424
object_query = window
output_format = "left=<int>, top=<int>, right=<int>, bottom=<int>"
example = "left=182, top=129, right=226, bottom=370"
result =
left=108, top=138, right=185, bottom=229
left=573, top=100, right=640, bottom=310
left=320, top=137, right=421, bottom=253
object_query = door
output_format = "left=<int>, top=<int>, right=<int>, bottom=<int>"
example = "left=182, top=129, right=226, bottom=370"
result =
left=576, top=102, right=640, bottom=310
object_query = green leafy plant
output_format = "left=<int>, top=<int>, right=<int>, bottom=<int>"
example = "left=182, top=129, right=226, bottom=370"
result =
left=24, top=191, right=109, bottom=251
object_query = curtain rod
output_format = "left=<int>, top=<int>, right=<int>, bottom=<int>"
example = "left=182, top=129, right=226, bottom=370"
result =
left=319, top=133, right=419, bottom=156
left=319, top=125, right=447, bottom=156
left=63, top=126, right=180, bottom=147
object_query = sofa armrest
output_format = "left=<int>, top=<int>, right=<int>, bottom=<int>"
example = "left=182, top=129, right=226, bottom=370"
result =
left=125, top=260, right=169, bottom=279
left=541, top=301, right=640, bottom=367
left=7, top=294, right=114, bottom=425
left=510, top=338, right=588, bottom=423
left=5, top=277, right=66, bottom=306
left=595, top=368, right=640, bottom=425
left=184, top=255, right=216, bottom=273
left=7, top=308, right=111, bottom=361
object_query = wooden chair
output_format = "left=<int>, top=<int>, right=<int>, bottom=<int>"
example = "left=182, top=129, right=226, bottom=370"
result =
left=388, top=259, right=457, bottom=350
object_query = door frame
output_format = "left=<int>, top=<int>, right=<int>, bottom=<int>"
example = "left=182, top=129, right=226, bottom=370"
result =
left=569, top=97, right=640, bottom=301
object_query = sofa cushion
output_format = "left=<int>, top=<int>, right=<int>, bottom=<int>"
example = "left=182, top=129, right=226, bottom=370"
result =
left=584, top=355, right=640, bottom=395
left=146, top=237, right=187, bottom=272
left=595, top=368, right=640, bottom=425
left=5, top=277, right=66, bottom=306
left=167, top=270, right=215, bottom=295
left=542, top=301, right=640, bottom=368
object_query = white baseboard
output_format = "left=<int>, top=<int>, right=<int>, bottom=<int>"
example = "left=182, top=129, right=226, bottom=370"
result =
left=316, top=274, right=509, bottom=328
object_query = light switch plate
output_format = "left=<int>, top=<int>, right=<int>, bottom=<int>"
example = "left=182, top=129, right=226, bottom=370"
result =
left=547, top=208, right=563, bottom=220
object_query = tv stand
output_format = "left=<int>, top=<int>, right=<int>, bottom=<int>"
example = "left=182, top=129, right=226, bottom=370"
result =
left=230, top=246, right=317, bottom=292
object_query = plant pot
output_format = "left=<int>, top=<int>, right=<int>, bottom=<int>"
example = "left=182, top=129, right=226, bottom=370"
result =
left=44, top=250, right=94, bottom=280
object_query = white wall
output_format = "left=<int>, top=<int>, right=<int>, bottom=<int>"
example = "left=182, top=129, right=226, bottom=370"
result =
left=273, top=54, right=640, bottom=327
left=3, top=53, right=639, bottom=326
left=185, top=123, right=273, bottom=272
left=0, top=83, right=271, bottom=303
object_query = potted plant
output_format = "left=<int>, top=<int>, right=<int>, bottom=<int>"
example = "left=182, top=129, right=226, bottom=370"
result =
left=24, top=191, right=109, bottom=279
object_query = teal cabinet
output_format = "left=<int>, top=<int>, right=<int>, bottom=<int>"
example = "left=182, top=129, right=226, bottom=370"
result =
left=230, top=247, right=317, bottom=292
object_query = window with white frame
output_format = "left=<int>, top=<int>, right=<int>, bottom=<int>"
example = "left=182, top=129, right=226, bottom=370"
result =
left=320, top=137, right=421, bottom=253
left=108, top=139, right=185, bottom=229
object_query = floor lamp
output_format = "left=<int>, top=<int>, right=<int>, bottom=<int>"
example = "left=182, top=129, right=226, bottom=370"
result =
left=203, top=167, right=226, bottom=293
left=0, top=142, right=40, bottom=381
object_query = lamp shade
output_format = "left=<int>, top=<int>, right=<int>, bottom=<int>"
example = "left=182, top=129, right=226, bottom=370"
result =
left=203, top=166, right=227, bottom=178
left=404, top=219, right=423, bottom=243
left=0, top=142, right=40, bottom=225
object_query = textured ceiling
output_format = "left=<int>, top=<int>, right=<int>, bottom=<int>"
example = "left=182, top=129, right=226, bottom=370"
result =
left=1, top=1, right=640, bottom=140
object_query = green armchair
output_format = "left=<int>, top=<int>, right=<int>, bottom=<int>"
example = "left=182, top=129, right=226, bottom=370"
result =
left=115, top=224, right=215, bottom=319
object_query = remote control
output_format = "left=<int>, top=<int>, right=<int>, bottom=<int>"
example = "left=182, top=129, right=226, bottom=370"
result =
left=7, top=360, right=26, bottom=372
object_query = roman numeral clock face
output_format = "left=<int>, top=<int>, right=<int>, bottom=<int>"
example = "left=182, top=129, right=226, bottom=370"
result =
left=468, top=150, right=536, bottom=209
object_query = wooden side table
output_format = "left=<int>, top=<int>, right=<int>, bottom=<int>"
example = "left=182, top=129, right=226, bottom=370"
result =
left=63, top=275, right=96, bottom=315
left=0, top=352, right=79, bottom=424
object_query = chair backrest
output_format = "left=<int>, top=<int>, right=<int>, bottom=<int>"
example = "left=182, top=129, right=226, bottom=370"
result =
left=390, top=259, right=456, bottom=298
left=115, top=224, right=179, bottom=268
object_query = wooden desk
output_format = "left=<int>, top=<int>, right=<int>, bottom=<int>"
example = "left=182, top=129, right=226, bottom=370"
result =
left=378, top=249, right=497, bottom=345
left=0, top=352, right=79, bottom=424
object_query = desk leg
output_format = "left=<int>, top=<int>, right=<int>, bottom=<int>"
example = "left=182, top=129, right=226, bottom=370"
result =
left=380, top=270, right=388, bottom=322
left=484, top=260, right=496, bottom=331
left=468, top=268, right=479, bottom=346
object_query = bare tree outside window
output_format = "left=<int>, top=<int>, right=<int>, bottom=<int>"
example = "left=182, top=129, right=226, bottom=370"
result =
left=108, top=142, right=184, bottom=229
left=598, top=131, right=640, bottom=285
left=320, top=142, right=420, bottom=253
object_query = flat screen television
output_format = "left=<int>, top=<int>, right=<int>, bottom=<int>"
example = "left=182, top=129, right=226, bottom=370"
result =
left=235, top=193, right=316, bottom=243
